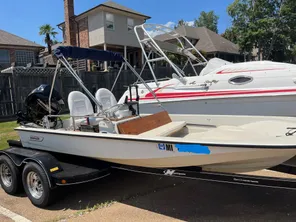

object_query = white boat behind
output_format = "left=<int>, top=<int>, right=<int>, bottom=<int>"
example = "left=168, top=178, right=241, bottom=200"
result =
left=14, top=46, right=296, bottom=174
left=117, top=24, right=296, bottom=117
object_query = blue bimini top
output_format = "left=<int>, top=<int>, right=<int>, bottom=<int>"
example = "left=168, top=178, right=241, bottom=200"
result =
left=54, top=46, right=124, bottom=61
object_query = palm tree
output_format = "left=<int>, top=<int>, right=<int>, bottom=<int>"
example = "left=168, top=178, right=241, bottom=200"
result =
left=39, top=24, right=58, bottom=54
left=52, top=40, right=60, bottom=45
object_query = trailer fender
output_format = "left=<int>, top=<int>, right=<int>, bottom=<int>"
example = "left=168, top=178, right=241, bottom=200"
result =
left=0, top=147, right=64, bottom=188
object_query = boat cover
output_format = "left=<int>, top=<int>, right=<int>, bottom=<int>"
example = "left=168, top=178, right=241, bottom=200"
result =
left=54, top=46, right=124, bottom=61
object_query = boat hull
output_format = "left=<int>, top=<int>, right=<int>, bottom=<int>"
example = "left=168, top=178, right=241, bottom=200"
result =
left=16, top=128, right=296, bottom=173
left=138, top=94, right=296, bottom=116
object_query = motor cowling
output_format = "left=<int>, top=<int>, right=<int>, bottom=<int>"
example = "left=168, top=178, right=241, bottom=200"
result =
left=17, top=84, right=64, bottom=126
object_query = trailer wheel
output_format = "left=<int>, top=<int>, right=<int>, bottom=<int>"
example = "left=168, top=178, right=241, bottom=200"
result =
left=22, top=162, right=56, bottom=208
left=0, top=155, right=21, bottom=195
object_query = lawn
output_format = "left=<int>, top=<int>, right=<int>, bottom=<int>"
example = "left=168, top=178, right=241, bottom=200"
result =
left=0, top=120, right=19, bottom=150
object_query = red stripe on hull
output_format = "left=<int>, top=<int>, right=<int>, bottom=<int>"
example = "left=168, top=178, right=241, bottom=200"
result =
left=216, top=68, right=286, bottom=74
left=141, top=88, right=296, bottom=100
left=145, top=84, right=174, bottom=98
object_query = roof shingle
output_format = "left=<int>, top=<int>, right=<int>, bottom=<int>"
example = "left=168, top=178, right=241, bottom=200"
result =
left=155, top=26, right=240, bottom=55
left=101, top=1, right=150, bottom=18
left=0, top=29, right=44, bottom=48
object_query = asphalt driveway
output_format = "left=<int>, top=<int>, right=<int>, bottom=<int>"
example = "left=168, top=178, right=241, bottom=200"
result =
left=0, top=170, right=296, bottom=222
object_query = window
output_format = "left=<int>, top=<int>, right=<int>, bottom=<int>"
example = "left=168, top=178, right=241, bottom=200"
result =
left=127, top=18, right=134, bottom=31
left=0, top=50, right=10, bottom=64
left=229, top=76, right=253, bottom=85
left=15, top=50, right=35, bottom=66
left=106, top=13, right=114, bottom=30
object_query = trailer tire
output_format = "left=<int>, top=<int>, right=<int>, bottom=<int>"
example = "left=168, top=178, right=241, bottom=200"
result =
left=0, top=155, right=21, bottom=195
left=22, top=162, right=56, bottom=208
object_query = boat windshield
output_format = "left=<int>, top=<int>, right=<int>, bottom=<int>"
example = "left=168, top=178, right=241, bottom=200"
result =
left=199, top=58, right=232, bottom=76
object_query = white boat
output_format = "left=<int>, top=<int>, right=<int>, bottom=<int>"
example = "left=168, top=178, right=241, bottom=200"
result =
left=15, top=46, right=296, bottom=174
left=117, top=24, right=296, bottom=116
left=17, top=112, right=296, bottom=173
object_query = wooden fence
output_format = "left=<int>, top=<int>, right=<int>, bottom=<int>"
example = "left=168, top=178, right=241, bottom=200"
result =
left=0, top=65, right=202, bottom=121
left=0, top=73, right=15, bottom=119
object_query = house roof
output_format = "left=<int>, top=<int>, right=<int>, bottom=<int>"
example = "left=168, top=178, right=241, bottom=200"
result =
left=40, top=42, right=64, bottom=54
left=0, top=29, right=44, bottom=48
left=57, top=1, right=151, bottom=26
left=101, top=1, right=150, bottom=18
left=155, top=26, right=240, bottom=55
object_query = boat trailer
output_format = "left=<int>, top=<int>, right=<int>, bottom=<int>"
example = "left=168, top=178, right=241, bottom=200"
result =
left=114, top=164, right=296, bottom=191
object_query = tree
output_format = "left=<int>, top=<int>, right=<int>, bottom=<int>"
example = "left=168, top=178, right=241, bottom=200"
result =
left=175, top=19, right=186, bottom=28
left=39, top=24, right=58, bottom=54
left=227, top=0, right=296, bottom=62
left=194, top=11, right=219, bottom=33
left=280, top=0, right=296, bottom=62
left=52, top=40, right=60, bottom=45
left=221, top=28, right=238, bottom=44
left=292, top=45, right=296, bottom=58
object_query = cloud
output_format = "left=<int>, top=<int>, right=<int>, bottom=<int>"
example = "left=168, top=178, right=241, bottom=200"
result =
left=186, top=21, right=195, bottom=26
left=164, top=21, right=175, bottom=28
left=145, top=20, right=194, bottom=37
left=146, top=30, right=161, bottom=37
left=146, top=21, right=176, bottom=37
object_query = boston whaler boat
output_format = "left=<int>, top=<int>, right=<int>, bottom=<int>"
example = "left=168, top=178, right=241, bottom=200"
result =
left=117, top=24, right=296, bottom=116
left=13, top=46, right=296, bottom=173
left=2, top=46, right=296, bottom=208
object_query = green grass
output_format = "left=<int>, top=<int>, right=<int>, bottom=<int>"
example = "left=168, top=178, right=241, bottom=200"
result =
left=0, top=120, right=19, bottom=150
left=75, top=200, right=116, bottom=217
left=60, top=114, right=70, bottom=120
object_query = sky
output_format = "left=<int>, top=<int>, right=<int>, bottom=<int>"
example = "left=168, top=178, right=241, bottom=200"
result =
left=0, top=0, right=235, bottom=46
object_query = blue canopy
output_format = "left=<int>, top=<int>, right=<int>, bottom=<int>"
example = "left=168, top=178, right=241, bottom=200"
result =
left=54, top=46, right=124, bottom=62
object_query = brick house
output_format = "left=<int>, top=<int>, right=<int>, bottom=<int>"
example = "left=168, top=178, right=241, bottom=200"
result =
left=0, top=29, right=44, bottom=70
left=58, top=0, right=151, bottom=71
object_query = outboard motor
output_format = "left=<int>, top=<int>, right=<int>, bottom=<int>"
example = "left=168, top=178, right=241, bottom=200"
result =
left=17, top=84, right=64, bottom=127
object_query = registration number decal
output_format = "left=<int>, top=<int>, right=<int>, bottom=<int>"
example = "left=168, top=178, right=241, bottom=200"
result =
left=158, top=143, right=174, bottom=151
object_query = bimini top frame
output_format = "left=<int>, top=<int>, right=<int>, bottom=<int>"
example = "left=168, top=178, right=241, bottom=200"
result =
left=134, top=24, right=208, bottom=86
left=49, top=46, right=162, bottom=115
